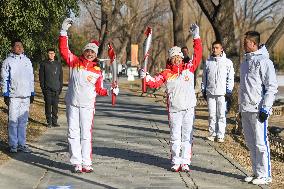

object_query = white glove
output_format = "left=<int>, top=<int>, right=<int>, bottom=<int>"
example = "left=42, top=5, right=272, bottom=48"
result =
left=145, top=74, right=154, bottom=82
left=190, top=23, right=200, bottom=39
left=111, top=87, right=119, bottom=95
left=139, top=69, right=148, bottom=79
left=61, top=18, right=73, bottom=31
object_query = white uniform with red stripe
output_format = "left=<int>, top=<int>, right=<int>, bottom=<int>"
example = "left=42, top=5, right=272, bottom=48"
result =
left=145, top=38, right=202, bottom=165
left=59, top=34, right=107, bottom=166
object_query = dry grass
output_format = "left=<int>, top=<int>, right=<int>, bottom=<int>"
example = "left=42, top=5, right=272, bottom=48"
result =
left=120, top=80, right=284, bottom=189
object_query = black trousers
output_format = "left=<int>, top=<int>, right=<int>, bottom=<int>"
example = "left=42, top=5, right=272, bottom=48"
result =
left=44, top=89, right=59, bottom=124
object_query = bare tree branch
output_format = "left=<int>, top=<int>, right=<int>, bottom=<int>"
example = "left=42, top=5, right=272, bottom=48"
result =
left=266, top=17, right=284, bottom=51
left=196, top=0, right=217, bottom=22
left=253, top=0, right=281, bottom=21
left=81, top=0, right=101, bottom=33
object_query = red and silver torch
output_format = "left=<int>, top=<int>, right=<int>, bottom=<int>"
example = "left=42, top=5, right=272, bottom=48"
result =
left=142, top=26, right=152, bottom=93
left=108, top=43, right=118, bottom=106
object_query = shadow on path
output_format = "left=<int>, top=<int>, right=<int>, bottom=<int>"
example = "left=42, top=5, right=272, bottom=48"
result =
left=1, top=144, right=116, bottom=189
left=94, top=146, right=245, bottom=180
left=108, top=124, right=170, bottom=135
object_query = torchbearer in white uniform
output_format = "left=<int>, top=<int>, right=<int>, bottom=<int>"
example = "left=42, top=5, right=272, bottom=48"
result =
left=201, top=40, right=234, bottom=143
left=59, top=18, right=119, bottom=173
left=240, top=31, right=278, bottom=185
left=140, top=24, right=202, bottom=172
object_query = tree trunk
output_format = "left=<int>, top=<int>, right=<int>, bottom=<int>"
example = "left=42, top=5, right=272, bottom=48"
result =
left=116, top=36, right=130, bottom=65
left=196, top=0, right=239, bottom=74
left=97, top=0, right=110, bottom=57
left=169, top=0, right=186, bottom=46
left=266, top=17, right=284, bottom=52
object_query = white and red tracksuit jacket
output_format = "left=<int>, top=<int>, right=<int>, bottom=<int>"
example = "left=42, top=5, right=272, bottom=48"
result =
left=59, top=36, right=108, bottom=108
left=145, top=39, right=202, bottom=112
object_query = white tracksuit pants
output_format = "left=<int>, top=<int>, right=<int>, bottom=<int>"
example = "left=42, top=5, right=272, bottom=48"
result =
left=66, top=104, right=95, bottom=166
left=8, top=97, right=30, bottom=147
left=242, top=112, right=271, bottom=178
left=207, top=94, right=226, bottom=139
left=169, top=107, right=194, bottom=165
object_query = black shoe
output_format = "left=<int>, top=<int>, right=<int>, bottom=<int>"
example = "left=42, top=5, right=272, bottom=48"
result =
left=17, top=145, right=32, bottom=153
left=53, top=123, right=60, bottom=127
left=46, top=123, right=52, bottom=128
left=9, top=146, right=17, bottom=153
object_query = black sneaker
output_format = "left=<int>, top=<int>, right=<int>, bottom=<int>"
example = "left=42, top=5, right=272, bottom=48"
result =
left=18, top=145, right=31, bottom=153
left=53, top=123, right=60, bottom=127
left=9, top=146, right=17, bottom=153
left=46, top=122, right=52, bottom=128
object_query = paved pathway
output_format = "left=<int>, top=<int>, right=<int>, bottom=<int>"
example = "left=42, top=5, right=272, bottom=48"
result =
left=0, top=85, right=265, bottom=189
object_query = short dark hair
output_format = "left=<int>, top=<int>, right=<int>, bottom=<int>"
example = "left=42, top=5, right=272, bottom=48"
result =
left=181, top=46, right=188, bottom=50
left=11, top=38, right=23, bottom=47
left=245, top=31, right=260, bottom=45
left=47, top=48, right=55, bottom=53
left=212, top=40, right=223, bottom=47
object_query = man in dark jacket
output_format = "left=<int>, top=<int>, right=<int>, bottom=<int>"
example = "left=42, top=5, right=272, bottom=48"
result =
left=39, top=48, right=63, bottom=127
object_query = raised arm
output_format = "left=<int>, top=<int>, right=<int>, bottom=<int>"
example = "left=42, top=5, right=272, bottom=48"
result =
left=189, top=38, right=202, bottom=72
left=185, top=24, right=202, bottom=72
left=58, top=18, right=78, bottom=67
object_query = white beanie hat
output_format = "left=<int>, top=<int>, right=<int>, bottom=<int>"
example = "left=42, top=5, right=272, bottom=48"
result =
left=168, top=46, right=184, bottom=59
left=83, top=40, right=100, bottom=54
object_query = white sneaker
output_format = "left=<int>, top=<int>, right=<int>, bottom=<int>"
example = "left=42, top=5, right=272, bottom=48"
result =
left=73, top=164, right=82, bottom=173
left=217, top=138, right=224, bottom=143
left=244, top=175, right=255, bottom=182
left=207, top=136, right=215, bottom=141
left=181, top=164, right=190, bottom=172
left=252, top=177, right=272, bottom=185
left=171, top=164, right=181, bottom=172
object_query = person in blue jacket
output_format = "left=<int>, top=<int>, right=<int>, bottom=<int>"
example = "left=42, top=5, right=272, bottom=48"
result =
left=1, top=39, right=35, bottom=153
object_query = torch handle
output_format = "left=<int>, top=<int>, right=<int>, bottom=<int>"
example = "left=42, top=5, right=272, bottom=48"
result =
left=142, top=78, right=147, bottom=93
left=112, top=92, right=116, bottom=106
left=111, top=82, right=117, bottom=106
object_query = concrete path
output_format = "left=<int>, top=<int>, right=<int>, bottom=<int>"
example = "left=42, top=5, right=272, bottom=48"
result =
left=0, top=85, right=265, bottom=189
